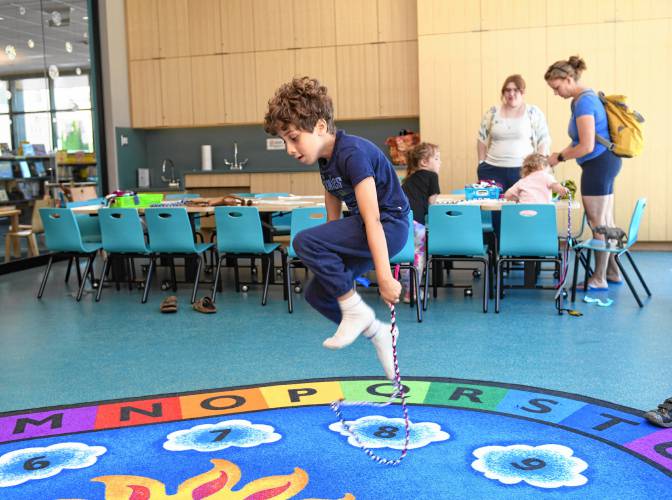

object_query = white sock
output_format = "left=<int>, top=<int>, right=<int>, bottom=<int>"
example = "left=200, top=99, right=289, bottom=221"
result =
left=322, top=292, right=375, bottom=350
left=365, top=320, right=397, bottom=380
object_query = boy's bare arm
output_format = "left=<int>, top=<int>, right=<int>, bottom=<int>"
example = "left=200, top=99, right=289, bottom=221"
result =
left=324, top=190, right=342, bottom=222
left=354, top=177, right=400, bottom=305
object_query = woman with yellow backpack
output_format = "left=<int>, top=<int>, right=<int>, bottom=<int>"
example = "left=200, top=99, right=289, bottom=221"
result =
left=545, top=56, right=624, bottom=291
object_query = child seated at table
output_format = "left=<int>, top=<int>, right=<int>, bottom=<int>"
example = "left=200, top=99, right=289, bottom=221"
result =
left=401, top=142, right=441, bottom=303
left=504, top=153, right=569, bottom=203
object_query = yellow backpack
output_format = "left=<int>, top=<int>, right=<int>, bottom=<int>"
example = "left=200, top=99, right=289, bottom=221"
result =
left=596, top=92, right=644, bottom=158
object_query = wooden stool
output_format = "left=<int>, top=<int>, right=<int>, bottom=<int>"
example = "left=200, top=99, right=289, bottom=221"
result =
left=4, top=229, right=39, bottom=261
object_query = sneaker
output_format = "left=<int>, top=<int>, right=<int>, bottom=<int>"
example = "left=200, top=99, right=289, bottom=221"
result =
left=644, top=398, right=672, bottom=428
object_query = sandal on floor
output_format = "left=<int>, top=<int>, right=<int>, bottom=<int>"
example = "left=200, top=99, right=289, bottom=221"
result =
left=193, top=296, right=217, bottom=314
left=160, top=295, right=178, bottom=313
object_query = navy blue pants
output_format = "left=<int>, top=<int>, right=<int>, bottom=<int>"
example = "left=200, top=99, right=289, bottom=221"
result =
left=579, top=150, right=622, bottom=196
left=293, top=213, right=408, bottom=324
left=477, top=162, right=521, bottom=191
left=477, top=162, right=521, bottom=236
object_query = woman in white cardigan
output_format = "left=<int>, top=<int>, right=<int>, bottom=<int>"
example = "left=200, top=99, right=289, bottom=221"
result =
left=477, top=74, right=551, bottom=191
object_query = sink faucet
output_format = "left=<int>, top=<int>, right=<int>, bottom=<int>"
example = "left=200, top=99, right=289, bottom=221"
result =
left=224, top=142, right=248, bottom=171
left=160, top=158, right=180, bottom=188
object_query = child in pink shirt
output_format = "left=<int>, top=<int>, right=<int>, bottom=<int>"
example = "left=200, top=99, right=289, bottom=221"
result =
left=504, top=153, right=569, bottom=203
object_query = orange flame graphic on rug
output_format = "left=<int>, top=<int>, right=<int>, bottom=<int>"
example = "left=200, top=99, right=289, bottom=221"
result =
left=92, top=459, right=354, bottom=499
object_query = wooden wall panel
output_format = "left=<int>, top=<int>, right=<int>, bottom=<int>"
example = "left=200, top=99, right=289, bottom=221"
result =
left=223, top=53, right=258, bottom=123
left=418, top=33, right=481, bottom=194
left=545, top=0, right=616, bottom=25
left=255, top=51, right=297, bottom=118
left=126, top=0, right=160, bottom=60
left=158, top=0, right=191, bottom=57
left=191, top=55, right=226, bottom=125
left=615, top=0, right=672, bottom=20
left=220, top=0, right=255, bottom=53
left=129, top=60, right=162, bottom=127
left=378, top=0, right=418, bottom=41
left=334, top=0, right=378, bottom=45
left=481, top=0, right=546, bottom=30
left=417, top=0, right=479, bottom=35
left=252, top=0, right=295, bottom=50
left=160, top=58, right=194, bottom=126
left=379, top=41, right=419, bottom=117
left=612, top=19, right=671, bottom=240
left=336, top=44, right=380, bottom=119
left=188, top=0, right=222, bottom=55
left=293, top=0, right=336, bottom=47
left=294, top=47, right=339, bottom=117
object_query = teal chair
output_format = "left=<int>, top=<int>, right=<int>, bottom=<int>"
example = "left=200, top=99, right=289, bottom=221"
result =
left=571, top=198, right=650, bottom=307
left=145, top=207, right=213, bottom=304
left=284, top=207, right=327, bottom=313
left=390, top=211, right=423, bottom=322
left=63, top=199, right=104, bottom=284
left=211, top=206, right=285, bottom=305
left=37, top=208, right=103, bottom=301
left=424, top=205, right=490, bottom=313
left=496, top=204, right=561, bottom=313
left=96, top=208, right=153, bottom=303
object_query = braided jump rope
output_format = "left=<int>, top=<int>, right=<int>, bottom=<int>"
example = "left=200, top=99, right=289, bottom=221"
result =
left=329, top=265, right=411, bottom=466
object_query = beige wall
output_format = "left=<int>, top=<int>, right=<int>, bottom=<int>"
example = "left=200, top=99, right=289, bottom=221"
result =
left=418, top=0, right=672, bottom=241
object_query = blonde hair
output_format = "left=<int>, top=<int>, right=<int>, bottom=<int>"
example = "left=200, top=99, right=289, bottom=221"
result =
left=521, top=153, right=549, bottom=177
left=405, top=142, right=439, bottom=178
left=544, top=55, right=587, bottom=82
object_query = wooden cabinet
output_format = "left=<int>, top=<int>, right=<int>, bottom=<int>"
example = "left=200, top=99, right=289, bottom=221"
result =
left=334, top=0, right=378, bottom=45
left=379, top=41, right=419, bottom=116
left=337, top=44, right=380, bottom=119
left=160, top=58, right=194, bottom=126
left=223, top=53, right=258, bottom=123
left=292, top=0, right=336, bottom=47
left=188, top=0, right=222, bottom=55
left=191, top=55, right=226, bottom=125
left=126, top=0, right=160, bottom=60
left=294, top=47, right=339, bottom=116
left=255, top=50, right=296, bottom=118
left=252, top=0, right=295, bottom=50
left=158, top=0, right=191, bottom=57
left=378, top=0, right=417, bottom=41
left=129, top=60, right=162, bottom=127
left=220, top=0, right=255, bottom=53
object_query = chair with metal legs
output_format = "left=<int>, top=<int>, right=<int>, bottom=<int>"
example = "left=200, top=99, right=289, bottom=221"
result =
left=37, top=208, right=103, bottom=301
left=571, top=198, right=650, bottom=307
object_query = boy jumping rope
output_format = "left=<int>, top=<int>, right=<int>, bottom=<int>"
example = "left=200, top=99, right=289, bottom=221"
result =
left=264, top=77, right=410, bottom=379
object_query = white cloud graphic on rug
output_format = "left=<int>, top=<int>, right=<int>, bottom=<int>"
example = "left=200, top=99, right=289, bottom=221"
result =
left=471, top=444, right=588, bottom=489
left=163, top=419, right=281, bottom=452
left=0, top=442, right=106, bottom=487
left=329, top=415, right=449, bottom=450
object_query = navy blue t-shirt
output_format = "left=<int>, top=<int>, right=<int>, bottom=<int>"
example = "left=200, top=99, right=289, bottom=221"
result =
left=318, top=130, right=409, bottom=217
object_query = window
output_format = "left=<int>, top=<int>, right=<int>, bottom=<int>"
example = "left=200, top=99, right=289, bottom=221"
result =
left=2, top=73, right=93, bottom=153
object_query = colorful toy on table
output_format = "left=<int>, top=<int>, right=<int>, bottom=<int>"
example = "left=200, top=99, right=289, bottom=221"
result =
left=464, top=180, right=502, bottom=200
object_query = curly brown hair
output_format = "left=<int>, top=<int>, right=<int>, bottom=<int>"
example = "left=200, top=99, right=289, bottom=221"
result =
left=263, top=76, right=335, bottom=136
left=405, top=142, right=439, bottom=178
left=521, top=153, right=549, bottom=177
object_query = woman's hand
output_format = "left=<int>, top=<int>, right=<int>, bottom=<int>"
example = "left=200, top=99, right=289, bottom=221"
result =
left=548, top=153, right=560, bottom=167
left=379, top=275, right=402, bottom=305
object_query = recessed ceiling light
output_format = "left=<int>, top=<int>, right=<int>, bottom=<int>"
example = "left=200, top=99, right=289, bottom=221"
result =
left=82, top=16, right=88, bottom=20
left=0, top=17, right=4, bottom=21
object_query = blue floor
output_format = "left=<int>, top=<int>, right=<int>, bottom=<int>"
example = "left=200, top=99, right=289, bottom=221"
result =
left=0, top=252, right=670, bottom=414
